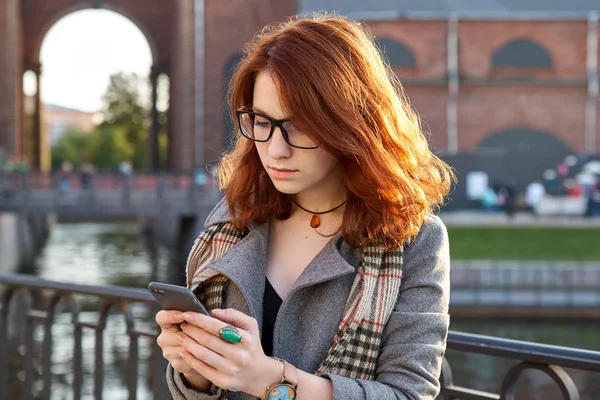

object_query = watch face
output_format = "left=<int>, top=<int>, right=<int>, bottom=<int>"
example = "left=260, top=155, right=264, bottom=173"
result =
left=267, top=383, right=297, bottom=400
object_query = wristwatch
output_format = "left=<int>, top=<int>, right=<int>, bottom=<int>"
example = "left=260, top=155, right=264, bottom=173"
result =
left=265, top=357, right=298, bottom=400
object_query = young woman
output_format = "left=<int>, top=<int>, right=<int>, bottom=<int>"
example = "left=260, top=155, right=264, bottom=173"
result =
left=156, top=14, right=454, bottom=400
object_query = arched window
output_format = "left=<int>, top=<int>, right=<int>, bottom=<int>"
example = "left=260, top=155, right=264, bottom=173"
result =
left=477, top=127, right=569, bottom=155
left=375, top=38, right=416, bottom=68
left=492, top=39, right=553, bottom=68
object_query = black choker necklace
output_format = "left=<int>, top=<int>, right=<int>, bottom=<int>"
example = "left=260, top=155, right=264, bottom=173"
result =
left=291, top=197, right=346, bottom=228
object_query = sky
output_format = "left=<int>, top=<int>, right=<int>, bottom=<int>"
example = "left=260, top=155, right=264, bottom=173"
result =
left=27, top=9, right=153, bottom=114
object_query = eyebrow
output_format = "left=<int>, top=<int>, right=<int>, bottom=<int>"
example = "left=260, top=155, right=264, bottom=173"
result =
left=252, top=106, right=291, bottom=120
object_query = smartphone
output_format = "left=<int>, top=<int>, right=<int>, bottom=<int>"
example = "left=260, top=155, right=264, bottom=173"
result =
left=148, top=282, right=210, bottom=315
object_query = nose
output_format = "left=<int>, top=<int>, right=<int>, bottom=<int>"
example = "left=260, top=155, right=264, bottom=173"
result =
left=267, top=126, right=293, bottom=159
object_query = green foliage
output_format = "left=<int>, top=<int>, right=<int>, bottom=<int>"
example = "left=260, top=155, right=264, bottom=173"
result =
left=90, top=125, right=134, bottom=171
left=51, top=128, right=94, bottom=170
left=99, top=72, right=150, bottom=170
left=51, top=71, right=167, bottom=172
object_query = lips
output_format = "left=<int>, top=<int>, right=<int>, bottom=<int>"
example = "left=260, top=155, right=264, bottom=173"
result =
left=269, top=167, right=297, bottom=180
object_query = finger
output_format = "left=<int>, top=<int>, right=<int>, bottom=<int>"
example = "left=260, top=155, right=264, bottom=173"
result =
left=156, top=310, right=185, bottom=329
left=180, top=350, right=229, bottom=388
left=180, top=322, right=239, bottom=358
left=177, top=333, right=233, bottom=374
left=158, top=344, right=193, bottom=374
left=157, top=330, right=183, bottom=348
left=181, top=312, right=250, bottom=342
left=211, top=308, right=259, bottom=336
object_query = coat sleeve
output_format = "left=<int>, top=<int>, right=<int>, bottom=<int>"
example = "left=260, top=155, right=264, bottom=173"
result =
left=320, top=215, right=451, bottom=400
left=166, top=363, right=226, bottom=400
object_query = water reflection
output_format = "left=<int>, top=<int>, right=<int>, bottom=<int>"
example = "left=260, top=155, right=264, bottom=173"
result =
left=35, top=222, right=166, bottom=288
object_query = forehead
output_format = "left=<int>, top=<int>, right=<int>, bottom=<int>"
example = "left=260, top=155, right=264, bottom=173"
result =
left=252, top=70, right=289, bottom=119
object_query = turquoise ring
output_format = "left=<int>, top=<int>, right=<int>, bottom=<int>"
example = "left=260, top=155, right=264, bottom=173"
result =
left=219, top=324, right=243, bottom=344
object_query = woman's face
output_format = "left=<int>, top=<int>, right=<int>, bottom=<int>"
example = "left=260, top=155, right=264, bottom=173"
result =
left=251, top=70, right=343, bottom=198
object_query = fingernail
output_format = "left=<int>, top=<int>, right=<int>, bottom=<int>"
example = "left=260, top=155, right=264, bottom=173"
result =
left=212, top=309, right=223, bottom=316
left=179, top=351, right=187, bottom=359
left=174, top=313, right=184, bottom=322
left=182, top=313, right=193, bottom=322
left=177, top=333, right=185, bottom=343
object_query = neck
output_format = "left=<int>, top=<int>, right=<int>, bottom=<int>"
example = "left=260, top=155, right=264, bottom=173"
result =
left=293, top=191, right=346, bottom=213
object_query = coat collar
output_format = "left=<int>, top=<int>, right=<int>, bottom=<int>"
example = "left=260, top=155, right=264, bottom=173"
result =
left=203, top=197, right=359, bottom=318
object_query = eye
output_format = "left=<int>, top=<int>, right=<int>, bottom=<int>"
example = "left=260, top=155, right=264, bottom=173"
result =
left=254, top=118, right=270, bottom=128
left=284, top=122, right=300, bottom=133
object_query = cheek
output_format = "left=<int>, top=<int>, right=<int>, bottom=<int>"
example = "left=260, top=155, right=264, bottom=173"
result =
left=313, top=152, right=340, bottom=174
left=254, top=143, right=268, bottom=163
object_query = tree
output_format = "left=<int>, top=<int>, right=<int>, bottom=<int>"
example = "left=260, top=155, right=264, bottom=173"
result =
left=50, top=71, right=168, bottom=172
left=99, top=72, right=150, bottom=171
left=90, top=125, right=134, bottom=171
left=51, top=128, right=94, bottom=170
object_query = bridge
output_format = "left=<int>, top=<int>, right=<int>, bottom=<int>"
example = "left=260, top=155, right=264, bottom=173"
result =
left=0, top=172, right=219, bottom=217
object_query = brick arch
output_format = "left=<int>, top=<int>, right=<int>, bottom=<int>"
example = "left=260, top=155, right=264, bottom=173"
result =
left=492, top=39, right=553, bottom=69
left=477, top=127, right=571, bottom=155
left=22, top=0, right=178, bottom=69
left=474, top=127, right=572, bottom=192
left=375, top=38, right=416, bottom=68
left=31, top=3, right=159, bottom=64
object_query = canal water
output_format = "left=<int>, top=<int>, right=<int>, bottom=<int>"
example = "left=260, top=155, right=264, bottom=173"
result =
left=8, top=222, right=600, bottom=399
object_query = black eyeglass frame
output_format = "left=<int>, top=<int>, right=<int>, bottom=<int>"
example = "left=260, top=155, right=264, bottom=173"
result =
left=235, top=109, right=319, bottom=150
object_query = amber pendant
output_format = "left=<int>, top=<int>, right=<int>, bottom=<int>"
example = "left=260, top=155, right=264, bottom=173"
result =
left=310, top=214, right=321, bottom=228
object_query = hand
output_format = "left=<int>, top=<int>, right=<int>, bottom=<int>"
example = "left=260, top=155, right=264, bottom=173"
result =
left=155, top=310, right=211, bottom=390
left=178, top=308, right=282, bottom=398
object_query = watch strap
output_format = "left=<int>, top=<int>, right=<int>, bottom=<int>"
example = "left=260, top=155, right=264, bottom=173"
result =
left=266, top=357, right=298, bottom=399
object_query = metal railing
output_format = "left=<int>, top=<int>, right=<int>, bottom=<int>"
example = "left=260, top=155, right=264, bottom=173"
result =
left=0, top=171, right=219, bottom=216
left=440, top=332, right=600, bottom=399
left=1, top=273, right=600, bottom=399
left=0, top=273, right=167, bottom=400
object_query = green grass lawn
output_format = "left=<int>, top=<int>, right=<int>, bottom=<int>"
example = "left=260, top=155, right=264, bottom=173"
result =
left=447, top=227, right=600, bottom=261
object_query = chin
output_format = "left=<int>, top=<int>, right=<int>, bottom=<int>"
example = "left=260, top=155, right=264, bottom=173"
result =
left=270, top=180, right=302, bottom=195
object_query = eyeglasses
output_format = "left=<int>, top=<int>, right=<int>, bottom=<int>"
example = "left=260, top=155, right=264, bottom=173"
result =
left=235, top=109, right=319, bottom=149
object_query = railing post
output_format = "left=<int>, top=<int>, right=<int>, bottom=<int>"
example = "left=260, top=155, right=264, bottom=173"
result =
left=438, top=357, right=455, bottom=400
left=0, top=289, right=15, bottom=400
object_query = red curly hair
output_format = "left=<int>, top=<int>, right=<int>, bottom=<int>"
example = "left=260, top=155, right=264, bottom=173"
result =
left=218, top=14, right=455, bottom=249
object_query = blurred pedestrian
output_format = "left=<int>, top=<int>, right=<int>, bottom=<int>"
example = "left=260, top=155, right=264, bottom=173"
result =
left=497, top=182, right=517, bottom=219
left=525, top=180, right=545, bottom=216
left=481, top=186, right=499, bottom=212
left=58, top=160, right=73, bottom=197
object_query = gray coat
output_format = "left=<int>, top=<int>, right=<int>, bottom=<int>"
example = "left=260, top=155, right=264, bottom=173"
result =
left=167, top=199, right=450, bottom=400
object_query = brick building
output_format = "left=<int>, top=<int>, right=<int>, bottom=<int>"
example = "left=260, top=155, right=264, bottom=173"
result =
left=2, top=0, right=600, bottom=206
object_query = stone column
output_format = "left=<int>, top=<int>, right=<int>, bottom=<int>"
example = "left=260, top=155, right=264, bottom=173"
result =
left=30, top=62, right=43, bottom=170
left=150, top=66, right=160, bottom=170
left=586, top=11, right=599, bottom=154
left=446, top=14, right=459, bottom=154
left=194, top=0, right=205, bottom=169
left=171, top=0, right=195, bottom=171
left=0, top=0, right=19, bottom=157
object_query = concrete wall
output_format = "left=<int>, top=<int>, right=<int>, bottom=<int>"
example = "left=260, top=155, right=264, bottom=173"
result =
left=0, top=213, right=50, bottom=274
left=0, top=213, right=20, bottom=273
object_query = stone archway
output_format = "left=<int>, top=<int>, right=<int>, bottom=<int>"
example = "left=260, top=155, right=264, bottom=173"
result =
left=0, top=0, right=196, bottom=171
left=476, top=127, right=572, bottom=191
left=477, top=127, right=570, bottom=155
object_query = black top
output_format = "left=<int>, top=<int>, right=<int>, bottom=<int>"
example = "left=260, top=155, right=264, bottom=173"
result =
left=261, top=278, right=283, bottom=357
